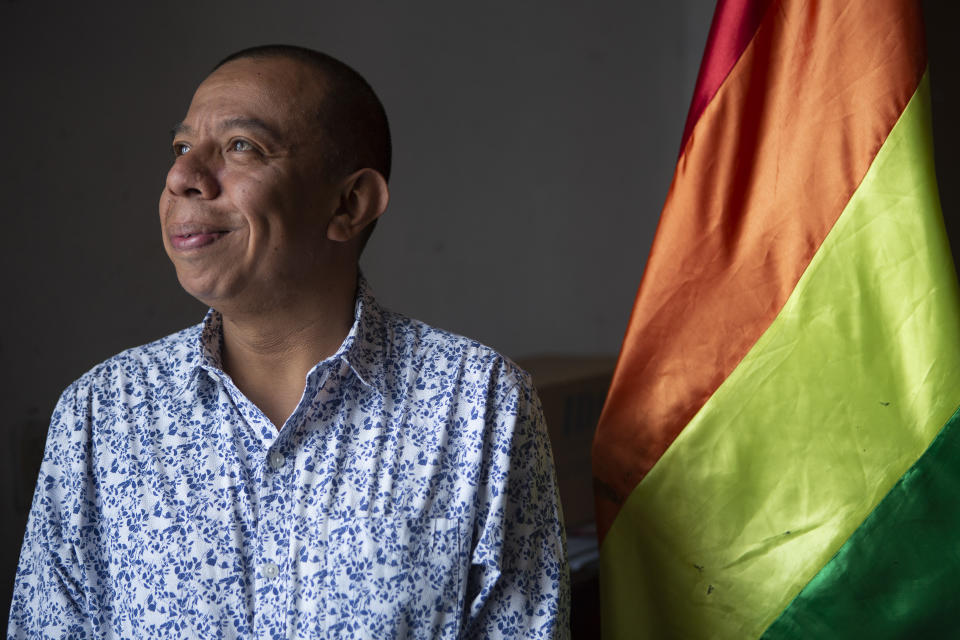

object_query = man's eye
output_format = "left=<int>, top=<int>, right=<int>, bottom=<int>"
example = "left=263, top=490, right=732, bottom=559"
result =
left=172, top=142, right=190, bottom=157
left=229, top=139, right=254, bottom=152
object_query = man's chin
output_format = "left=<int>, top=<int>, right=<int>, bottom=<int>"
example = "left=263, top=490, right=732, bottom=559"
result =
left=175, top=272, right=230, bottom=310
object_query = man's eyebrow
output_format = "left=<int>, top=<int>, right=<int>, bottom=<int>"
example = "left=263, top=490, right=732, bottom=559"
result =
left=170, top=122, right=192, bottom=141
left=219, top=117, right=283, bottom=142
left=169, top=118, right=283, bottom=142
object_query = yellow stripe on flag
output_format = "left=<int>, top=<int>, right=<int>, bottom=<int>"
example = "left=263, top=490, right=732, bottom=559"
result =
left=600, top=72, right=960, bottom=639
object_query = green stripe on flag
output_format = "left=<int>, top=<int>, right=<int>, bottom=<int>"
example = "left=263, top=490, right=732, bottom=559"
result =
left=600, top=72, right=960, bottom=639
left=761, top=405, right=960, bottom=638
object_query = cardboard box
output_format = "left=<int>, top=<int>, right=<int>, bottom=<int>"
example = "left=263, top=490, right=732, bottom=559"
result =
left=516, top=355, right=616, bottom=528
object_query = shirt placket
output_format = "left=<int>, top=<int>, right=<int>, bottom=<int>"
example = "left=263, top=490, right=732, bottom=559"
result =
left=252, top=365, right=332, bottom=638
left=207, top=368, right=288, bottom=639
left=254, top=431, right=290, bottom=639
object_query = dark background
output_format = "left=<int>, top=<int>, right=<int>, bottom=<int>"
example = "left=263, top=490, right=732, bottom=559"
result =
left=1, top=0, right=956, bottom=625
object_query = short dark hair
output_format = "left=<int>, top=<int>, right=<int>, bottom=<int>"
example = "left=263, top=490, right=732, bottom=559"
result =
left=215, top=45, right=392, bottom=183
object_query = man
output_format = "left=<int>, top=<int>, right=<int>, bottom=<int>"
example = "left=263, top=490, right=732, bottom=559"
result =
left=9, top=45, right=569, bottom=638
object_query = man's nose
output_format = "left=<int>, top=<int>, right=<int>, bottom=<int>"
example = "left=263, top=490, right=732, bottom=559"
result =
left=164, top=149, right=221, bottom=199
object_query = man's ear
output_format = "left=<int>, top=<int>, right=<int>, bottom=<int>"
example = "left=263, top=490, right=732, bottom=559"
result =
left=327, top=168, right=389, bottom=243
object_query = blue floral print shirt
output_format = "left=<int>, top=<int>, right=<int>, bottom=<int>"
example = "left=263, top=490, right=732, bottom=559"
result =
left=9, top=277, right=570, bottom=639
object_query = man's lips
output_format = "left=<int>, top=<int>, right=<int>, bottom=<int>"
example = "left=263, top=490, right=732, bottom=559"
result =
left=168, top=223, right=231, bottom=251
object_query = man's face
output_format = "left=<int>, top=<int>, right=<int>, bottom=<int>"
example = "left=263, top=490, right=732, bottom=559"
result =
left=159, top=56, right=342, bottom=314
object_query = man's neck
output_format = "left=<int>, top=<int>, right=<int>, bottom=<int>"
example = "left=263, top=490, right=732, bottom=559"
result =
left=218, top=273, right=358, bottom=429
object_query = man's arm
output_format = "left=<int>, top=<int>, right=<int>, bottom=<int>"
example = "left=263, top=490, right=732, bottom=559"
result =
left=463, top=371, right=571, bottom=639
left=8, top=384, right=94, bottom=639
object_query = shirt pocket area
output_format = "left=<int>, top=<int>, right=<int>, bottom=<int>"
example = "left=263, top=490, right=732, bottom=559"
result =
left=321, top=517, right=463, bottom=637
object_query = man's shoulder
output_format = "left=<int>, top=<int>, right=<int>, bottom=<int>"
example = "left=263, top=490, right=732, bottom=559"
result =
left=68, top=323, right=202, bottom=395
left=374, top=307, right=531, bottom=393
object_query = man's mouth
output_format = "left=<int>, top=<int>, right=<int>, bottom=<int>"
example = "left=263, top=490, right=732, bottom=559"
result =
left=169, top=226, right=230, bottom=251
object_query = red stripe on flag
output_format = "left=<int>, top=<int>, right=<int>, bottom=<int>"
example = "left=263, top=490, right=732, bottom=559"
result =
left=679, top=0, right=775, bottom=156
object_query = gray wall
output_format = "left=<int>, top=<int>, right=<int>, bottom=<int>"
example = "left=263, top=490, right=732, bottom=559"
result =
left=1, top=0, right=956, bottom=621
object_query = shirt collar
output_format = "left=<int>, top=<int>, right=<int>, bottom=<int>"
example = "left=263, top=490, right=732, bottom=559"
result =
left=341, top=273, right=388, bottom=395
left=173, top=273, right=388, bottom=397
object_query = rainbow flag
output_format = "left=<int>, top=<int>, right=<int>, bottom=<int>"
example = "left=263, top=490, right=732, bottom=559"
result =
left=591, top=0, right=960, bottom=637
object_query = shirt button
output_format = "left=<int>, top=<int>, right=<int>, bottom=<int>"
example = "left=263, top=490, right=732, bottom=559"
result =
left=268, top=451, right=284, bottom=470
left=262, top=562, right=279, bottom=579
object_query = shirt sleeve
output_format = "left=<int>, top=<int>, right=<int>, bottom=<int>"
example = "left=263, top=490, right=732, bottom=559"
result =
left=462, top=370, right=571, bottom=640
left=8, top=384, right=95, bottom=639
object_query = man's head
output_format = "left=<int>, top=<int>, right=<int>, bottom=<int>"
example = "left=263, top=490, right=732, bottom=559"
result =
left=159, top=46, right=390, bottom=317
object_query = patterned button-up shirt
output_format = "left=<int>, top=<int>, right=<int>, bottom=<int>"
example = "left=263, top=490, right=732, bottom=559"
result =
left=9, top=278, right=570, bottom=639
